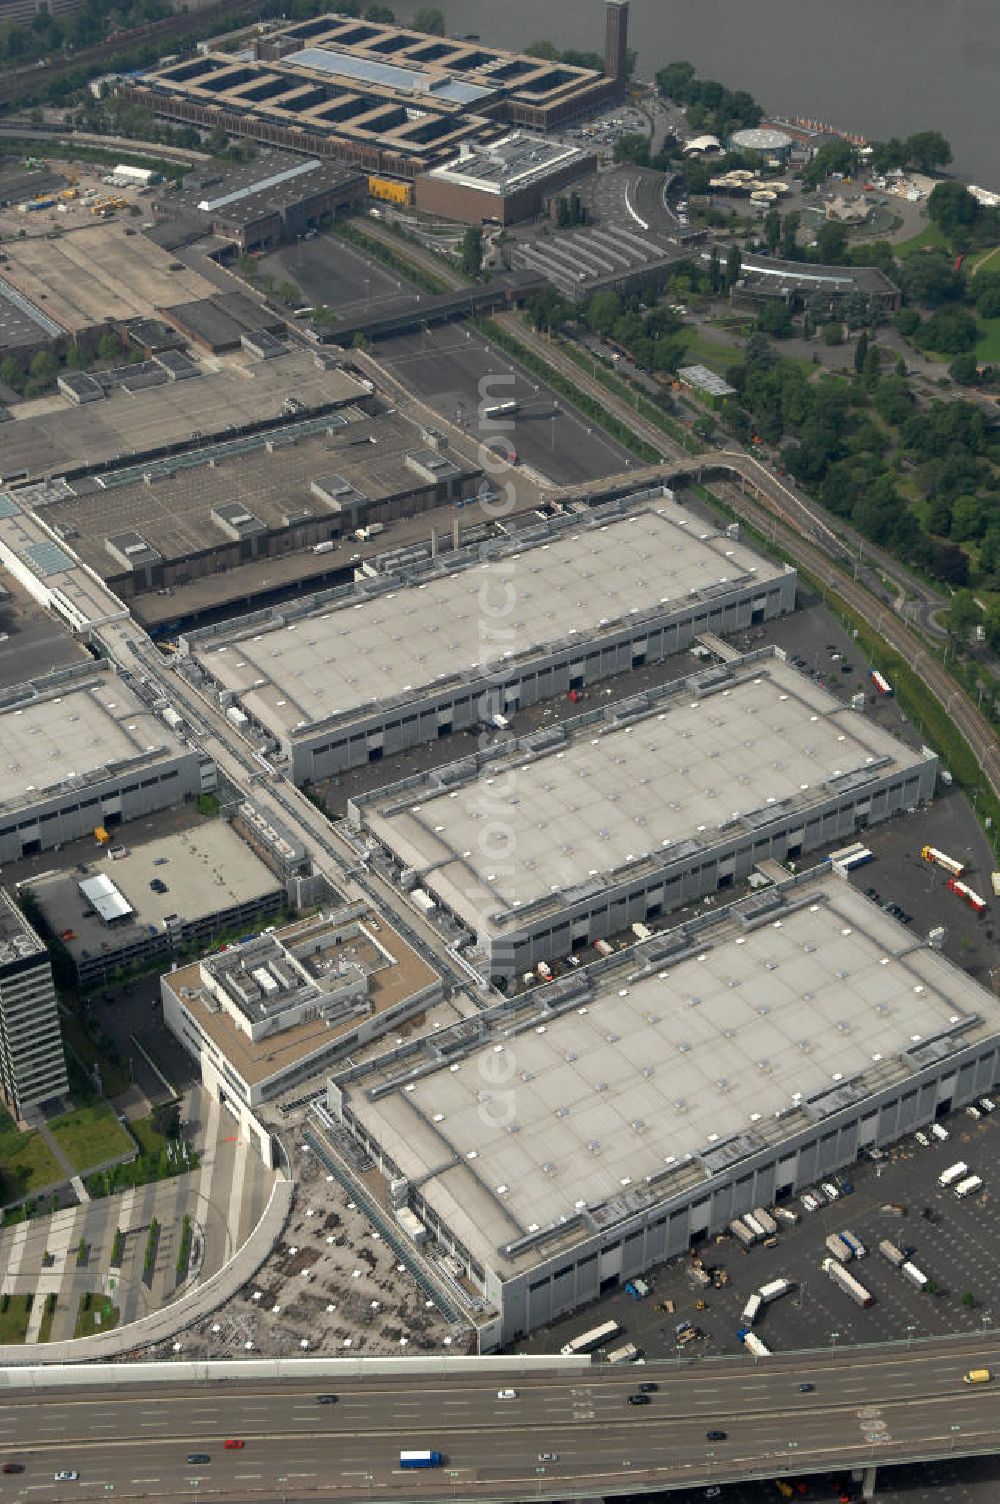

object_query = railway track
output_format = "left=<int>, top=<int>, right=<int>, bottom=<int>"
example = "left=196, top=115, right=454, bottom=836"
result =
left=493, top=313, right=1000, bottom=801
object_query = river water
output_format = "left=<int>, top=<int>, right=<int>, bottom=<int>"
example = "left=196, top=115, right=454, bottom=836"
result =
left=439, top=0, right=1000, bottom=186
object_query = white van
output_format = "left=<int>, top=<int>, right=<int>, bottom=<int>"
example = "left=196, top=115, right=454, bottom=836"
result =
left=930, top=1123, right=950, bottom=1142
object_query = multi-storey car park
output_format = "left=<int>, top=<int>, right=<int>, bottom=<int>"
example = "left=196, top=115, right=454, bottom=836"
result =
left=122, top=8, right=625, bottom=180
left=183, top=490, right=797, bottom=785
left=27, top=821, right=286, bottom=989
left=324, top=867, right=1000, bottom=1350
left=0, top=663, right=214, bottom=865
left=12, top=391, right=487, bottom=629
left=350, top=649, right=937, bottom=982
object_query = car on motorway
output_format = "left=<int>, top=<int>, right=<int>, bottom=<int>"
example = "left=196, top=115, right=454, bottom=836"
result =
left=638, top=1382, right=658, bottom=1393
left=186, top=1454, right=211, bottom=1464
left=706, top=1430, right=727, bottom=1441
left=224, top=1440, right=245, bottom=1450
left=497, top=1389, right=518, bottom=1400
left=798, top=1383, right=814, bottom=1392
left=2, top=1463, right=24, bottom=1474
left=627, top=1394, right=651, bottom=1406
left=316, top=1394, right=338, bottom=1404
left=54, top=1472, right=79, bottom=1483
left=538, top=1453, right=559, bottom=1462
left=915, top=1130, right=930, bottom=1147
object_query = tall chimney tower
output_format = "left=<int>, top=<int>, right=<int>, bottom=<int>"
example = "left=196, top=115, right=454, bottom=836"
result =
left=604, top=0, right=629, bottom=85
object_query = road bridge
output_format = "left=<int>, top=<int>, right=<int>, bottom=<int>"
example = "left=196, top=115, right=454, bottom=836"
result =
left=0, top=1339, right=998, bottom=1501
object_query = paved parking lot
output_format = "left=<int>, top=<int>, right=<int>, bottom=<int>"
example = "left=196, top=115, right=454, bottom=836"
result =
left=256, top=233, right=424, bottom=325
left=520, top=1107, right=1000, bottom=1369
left=0, top=574, right=90, bottom=689
left=370, top=325, right=635, bottom=486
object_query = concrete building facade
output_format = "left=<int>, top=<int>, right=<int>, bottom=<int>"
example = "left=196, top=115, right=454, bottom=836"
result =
left=0, top=665, right=215, bottom=866
left=185, top=490, right=796, bottom=785
left=162, top=903, right=444, bottom=1163
left=0, top=889, right=67, bottom=1117
left=326, top=869, right=1000, bottom=1349
left=414, top=133, right=596, bottom=225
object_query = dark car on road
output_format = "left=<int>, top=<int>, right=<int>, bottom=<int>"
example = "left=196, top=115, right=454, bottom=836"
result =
left=627, top=1394, right=651, bottom=1406
left=706, top=1429, right=727, bottom=1441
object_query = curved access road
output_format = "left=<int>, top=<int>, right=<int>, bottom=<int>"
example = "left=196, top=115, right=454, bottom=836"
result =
left=1, top=1336, right=999, bottom=1501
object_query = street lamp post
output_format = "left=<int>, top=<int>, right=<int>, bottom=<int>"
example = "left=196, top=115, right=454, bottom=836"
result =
left=906, top=1323, right=916, bottom=1348
left=830, top=1330, right=840, bottom=1349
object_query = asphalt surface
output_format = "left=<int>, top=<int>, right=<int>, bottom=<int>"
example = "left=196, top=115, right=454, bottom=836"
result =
left=257, top=236, right=427, bottom=326
left=2, top=1349, right=1000, bottom=1502
left=369, top=325, right=635, bottom=487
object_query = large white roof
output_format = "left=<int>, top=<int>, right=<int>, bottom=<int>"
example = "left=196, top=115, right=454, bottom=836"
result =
left=343, top=874, right=998, bottom=1275
left=194, top=503, right=783, bottom=741
left=364, top=655, right=925, bottom=938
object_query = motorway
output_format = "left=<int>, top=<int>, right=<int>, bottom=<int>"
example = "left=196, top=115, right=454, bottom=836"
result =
left=3, top=1343, right=1000, bottom=1501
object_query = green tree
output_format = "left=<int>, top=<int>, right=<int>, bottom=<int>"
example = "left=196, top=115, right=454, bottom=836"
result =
left=762, top=206, right=781, bottom=254
left=460, top=226, right=482, bottom=278
left=613, top=133, right=650, bottom=167
left=98, top=329, right=125, bottom=363
left=901, top=248, right=964, bottom=306
left=780, top=211, right=801, bottom=260
left=984, top=602, right=1000, bottom=652
left=656, top=60, right=696, bottom=99
left=948, top=351, right=979, bottom=385
left=853, top=330, right=869, bottom=374
left=29, top=349, right=58, bottom=386
left=946, top=591, right=981, bottom=648
left=725, top=244, right=742, bottom=290
left=915, top=306, right=979, bottom=355
left=411, top=5, right=444, bottom=33
left=365, top=3, right=395, bottom=19
left=870, top=137, right=907, bottom=174
left=949, top=494, right=987, bottom=542
left=756, top=300, right=792, bottom=338
left=586, top=290, right=622, bottom=336
left=904, top=130, right=952, bottom=174
left=813, top=219, right=849, bottom=264
left=927, top=180, right=979, bottom=238
left=802, top=138, right=857, bottom=188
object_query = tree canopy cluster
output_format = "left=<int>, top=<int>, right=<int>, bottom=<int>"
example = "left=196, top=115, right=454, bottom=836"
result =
left=719, top=337, right=1000, bottom=587
left=655, top=60, right=763, bottom=138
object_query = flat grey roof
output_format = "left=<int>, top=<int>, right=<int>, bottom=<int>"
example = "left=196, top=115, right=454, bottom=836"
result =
left=342, top=872, right=999, bottom=1274
left=427, top=131, right=591, bottom=192
left=0, top=671, right=182, bottom=815
left=0, top=349, right=366, bottom=483
left=39, top=407, right=467, bottom=583
left=194, top=502, right=784, bottom=740
left=30, top=821, right=280, bottom=962
left=362, top=654, right=927, bottom=939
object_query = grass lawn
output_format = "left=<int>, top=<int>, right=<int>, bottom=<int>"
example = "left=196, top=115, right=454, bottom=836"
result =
left=974, top=317, right=1000, bottom=363
left=73, top=1294, right=119, bottom=1340
left=970, top=244, right=1000, bottom=277
left=895, top=221, right=949, bottom=258
left=0, top=1111, right=62, bottom=1201
left=0, top=1295, right=32, bottom=1344
left=48, top=1104, right=132, bottom=1173
left=679, top=330, right=739, bottom=373
left=130, top=1116, right=169, bottom=1159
